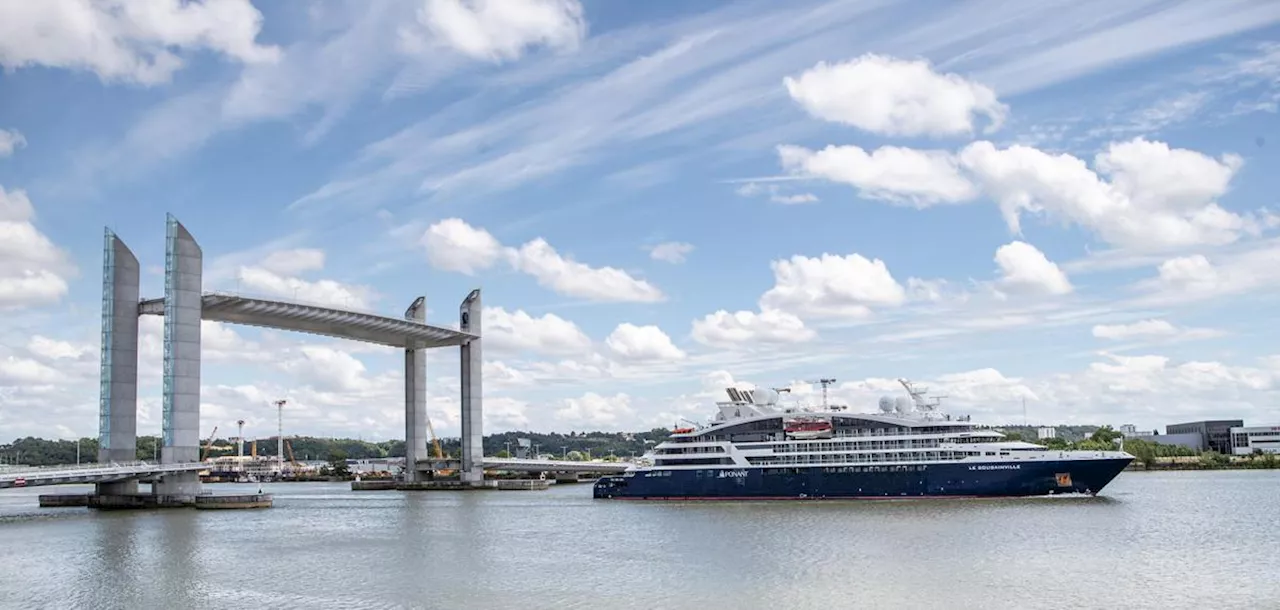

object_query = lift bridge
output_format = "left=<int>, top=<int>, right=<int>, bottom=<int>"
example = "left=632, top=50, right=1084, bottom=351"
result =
left=2, top=215, right=623, bottom=502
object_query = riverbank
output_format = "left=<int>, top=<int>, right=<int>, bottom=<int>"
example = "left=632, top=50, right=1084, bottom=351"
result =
left=1125, top=454, right=1279, bottom=471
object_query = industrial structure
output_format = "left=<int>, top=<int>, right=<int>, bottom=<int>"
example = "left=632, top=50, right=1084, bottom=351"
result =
left=95, top=214, right=487, bottom=500
left=1166, top=420, right=1243, bottom=454
left=1230, top=426, right=1280, bottom=455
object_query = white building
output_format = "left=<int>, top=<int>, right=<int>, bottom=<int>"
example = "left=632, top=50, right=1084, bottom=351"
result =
left=1119, top=424, right=1137, bottom=435
left=1037, top=427, right=1057, bottom=440
left=1230, top=426, right=1280, bottom=455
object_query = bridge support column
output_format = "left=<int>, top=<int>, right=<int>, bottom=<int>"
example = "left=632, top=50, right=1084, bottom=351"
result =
left=156, top=215, right=202, bottom=496
left=459, top=290, right=483, bottom=483
left=97, top=229, right=140, bottom=496
left=403, top=297, right=428, bottom=483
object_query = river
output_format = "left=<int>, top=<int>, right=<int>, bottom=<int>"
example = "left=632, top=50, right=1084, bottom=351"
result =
left=1, top=470, right=1277, bottom=609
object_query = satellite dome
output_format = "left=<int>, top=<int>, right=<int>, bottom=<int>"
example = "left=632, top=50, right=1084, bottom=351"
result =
left=878, top=396, right=895, bottom=413
left=753, top=388, right=779, bottom=405
left=894, top=396, right=912, bottom=413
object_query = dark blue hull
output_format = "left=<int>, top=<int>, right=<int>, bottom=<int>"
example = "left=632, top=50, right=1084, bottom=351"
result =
left=593, top=458, right=1133, bottom=500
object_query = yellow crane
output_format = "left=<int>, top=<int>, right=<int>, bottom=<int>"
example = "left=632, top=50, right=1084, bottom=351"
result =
left=284, top=439, right=302, bottom=468
left=200, top=426, right=218, bottom=461
left=426, top=414, right=453, bottom=476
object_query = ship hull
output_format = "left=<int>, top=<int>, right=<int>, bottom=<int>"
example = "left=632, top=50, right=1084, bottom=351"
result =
left=593, top=457, right=1132, bottom=500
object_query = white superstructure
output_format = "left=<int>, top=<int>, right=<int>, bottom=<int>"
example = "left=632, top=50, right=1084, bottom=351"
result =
left=645, top=380, right=1128, bottom=471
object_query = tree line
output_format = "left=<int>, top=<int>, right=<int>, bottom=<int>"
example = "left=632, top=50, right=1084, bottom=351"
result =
left=1, top=428, right=676, bottom=466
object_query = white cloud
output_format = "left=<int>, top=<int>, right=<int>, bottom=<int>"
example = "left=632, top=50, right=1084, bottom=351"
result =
left=778, top=144, right=977, bottom=206
left=1092, top=319, right=1222, bottom=342
left=648, top=241, right=693, bottom=264
left=0, top=186, right=75, bottom=310
left=555, top=391, right=634, bottom=429
left=993, top=241, right=1073, bottom=296
left=404, top=0, right=586, bottom=63
left=759, top=253, right=906, bottom=319
left=508, top=238, right=664, bottom=303
left=0, top=129, right=26, bottom=157
left=237, top=252, right=376, bottom=310
left=0, top=0, right=279, bottom=85
left=813, top=352, right=1279, bottom=427
left=735, top=181, right=820, bottom=205
left=784, top=54, right=1008, bottom=137
left=0, top=355, right=62, bottom=385
left=482, top=306, right=592, bottom=355
left=26, top=336, right=93, bottom=360
left=1135, top=242, right=1280, bottom=303
left=259, top=248, right=325, bottom=276
left=691, top=309, right=815, bottom=348
left=605, top=323, right=685, bottom=362
left=421, top=218, right=506, bottom=275
left=959, top=137, right=1252, bottom=251
left=422, top=218, right=663, bottom=302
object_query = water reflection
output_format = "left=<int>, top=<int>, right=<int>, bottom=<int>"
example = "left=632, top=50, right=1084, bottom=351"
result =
left=0, top=473, right=1277, bottom=609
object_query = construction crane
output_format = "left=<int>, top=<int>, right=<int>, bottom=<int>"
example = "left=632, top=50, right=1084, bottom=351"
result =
left=425, top=413, right=454, bottom=476
left=284, top=439, right=302, bottom=469
left=200, top=426, right=218, bottom=461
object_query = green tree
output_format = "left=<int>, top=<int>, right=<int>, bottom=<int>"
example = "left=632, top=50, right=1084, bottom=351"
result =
left=328, top=449, right=350, bottom=477
left=566, top=450, right=585, bottom=461
left=1199, top=450, right=1228, bottom=469
left=1124, top=439, right=1157, bottom=469
left=1089, top=426, right=1121, bottom=446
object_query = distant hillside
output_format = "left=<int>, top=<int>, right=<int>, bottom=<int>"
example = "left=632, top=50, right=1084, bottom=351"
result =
left=3, top=428, right=675, bottom=467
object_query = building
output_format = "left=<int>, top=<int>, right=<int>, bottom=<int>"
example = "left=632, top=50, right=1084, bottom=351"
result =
left=1230, top=426, right=1280, bottom=455
left=1119, top=424, right=1137, bottom=435
left=1036, top=427, right=1057, bottom=440
left=1167, top=420, right=1243, bottom=454
left=1123, top=432, right=1204, bottom=452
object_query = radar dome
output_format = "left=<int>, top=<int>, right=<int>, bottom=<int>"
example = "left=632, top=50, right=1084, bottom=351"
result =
left=893, top=396, right=912, bottom=413
left=753, top=388, right=779, bottom=405
left=878, top=396, right=895, bottom=413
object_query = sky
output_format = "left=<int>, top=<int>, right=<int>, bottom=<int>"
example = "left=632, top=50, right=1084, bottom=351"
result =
left=2, top=0, right=1280, bottom=443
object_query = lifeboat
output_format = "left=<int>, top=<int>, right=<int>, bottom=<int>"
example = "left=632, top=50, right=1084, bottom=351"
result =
left=784, top=418, right=833, bottom=440
left=672, top=427, right=695, bottom=434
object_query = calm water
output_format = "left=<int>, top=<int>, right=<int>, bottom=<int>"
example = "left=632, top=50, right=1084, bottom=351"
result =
left=1, top=470, right=1277, bottom=609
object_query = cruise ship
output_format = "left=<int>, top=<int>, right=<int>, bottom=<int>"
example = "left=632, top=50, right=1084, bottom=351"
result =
left=594, top=379, right=1133, bottom=500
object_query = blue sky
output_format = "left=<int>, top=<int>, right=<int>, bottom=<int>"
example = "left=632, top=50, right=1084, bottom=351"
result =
left=2, top=0, right=1280, bottom=442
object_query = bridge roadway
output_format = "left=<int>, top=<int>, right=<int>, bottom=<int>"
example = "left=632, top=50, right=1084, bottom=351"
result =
left=0, top=462, right=208, bottom=489
left=0, top=457, right=629, bottom=490
left=414, top=457, right=632, bottom=474
left=477, top=457, right=631, bottom=473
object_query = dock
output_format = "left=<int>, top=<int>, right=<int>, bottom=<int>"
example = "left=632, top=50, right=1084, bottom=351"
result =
left=38, top=492, right=273, bottom=510
left=351, top=479, right=550, bottom=491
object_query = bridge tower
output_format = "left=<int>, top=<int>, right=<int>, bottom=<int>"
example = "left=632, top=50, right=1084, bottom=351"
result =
left=403, top=296, right=429, bottom=483
left=459, top=289, right=483, bottom=483
left=97, top=229, right=141, bottom=495
left=156, top=214, right=204, bottom=496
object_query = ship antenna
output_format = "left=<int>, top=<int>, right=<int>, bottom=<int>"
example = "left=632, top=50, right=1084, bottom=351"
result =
left=807, top=378, right=837, bottom=409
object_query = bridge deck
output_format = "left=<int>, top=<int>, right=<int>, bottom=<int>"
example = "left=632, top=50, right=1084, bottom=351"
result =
left=138, top=293, right=476, bottom=349
left=0, top=462, right=207, bottom=489
left=415, top=457, right=631, bottom=473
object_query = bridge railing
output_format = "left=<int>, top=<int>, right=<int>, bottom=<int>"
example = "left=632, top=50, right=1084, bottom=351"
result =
left=0, top=461, right=206, bottom=480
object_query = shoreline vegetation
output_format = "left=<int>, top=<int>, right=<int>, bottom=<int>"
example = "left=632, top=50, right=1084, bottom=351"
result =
left=5, top=426, right=1277, bottom=472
